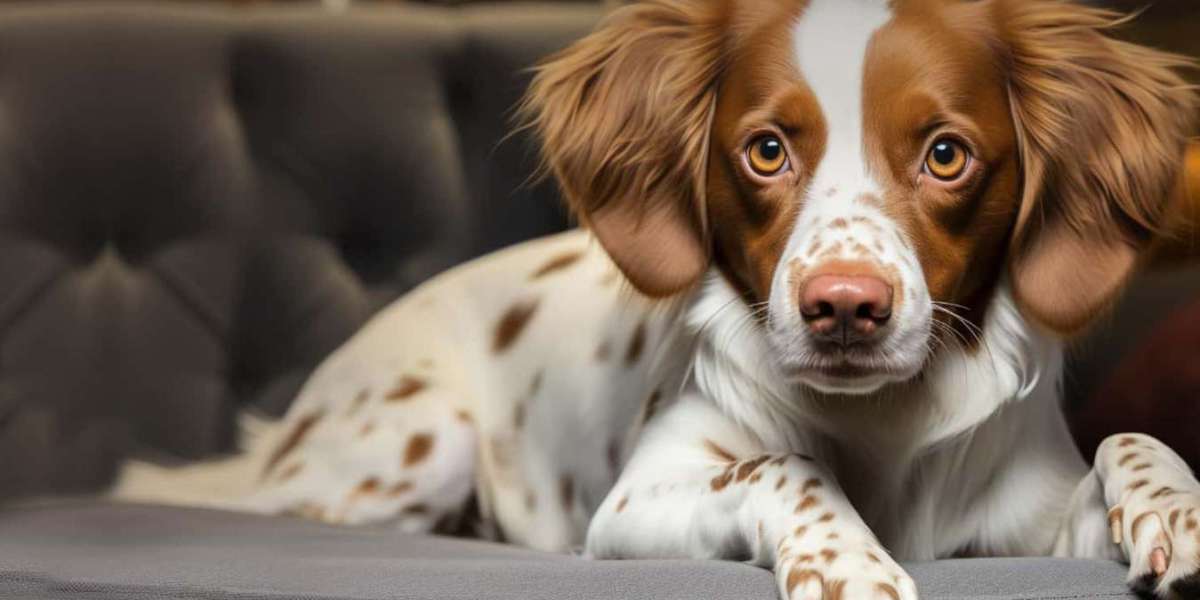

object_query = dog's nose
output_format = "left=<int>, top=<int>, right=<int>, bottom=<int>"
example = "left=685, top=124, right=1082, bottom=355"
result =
left=800, top=274, right=893, bottom=345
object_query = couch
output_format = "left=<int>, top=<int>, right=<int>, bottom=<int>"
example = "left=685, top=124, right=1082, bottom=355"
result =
left=1, top=2, right=1196, bottom=599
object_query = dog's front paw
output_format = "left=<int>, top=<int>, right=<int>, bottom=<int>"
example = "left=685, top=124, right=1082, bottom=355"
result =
left=775, top=543, right=917, bottom=600
left=1107, top=465, right=1200, bottom=597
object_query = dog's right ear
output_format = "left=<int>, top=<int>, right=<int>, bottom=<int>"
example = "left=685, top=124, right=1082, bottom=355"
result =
left=520, top=0, right=726, bottom=297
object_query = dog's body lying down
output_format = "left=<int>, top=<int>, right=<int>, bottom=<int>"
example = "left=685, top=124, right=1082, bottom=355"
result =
left=117, top=0, right=1200, bottom=598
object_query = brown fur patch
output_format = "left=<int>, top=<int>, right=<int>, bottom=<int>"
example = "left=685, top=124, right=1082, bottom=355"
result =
left=711, top=470, right=734, bottom=492
left=455, top=410, right=474, bottom=425
left=795, top=496, right=819, bottom=513
left=493, top=299, right=540, bottom=353
left=624, top=321, right=648, bottom=366
left=867, top=551, right=882, bottom=564
left=402, top=504, right=429, bottom=515
left=818, top=512, right=834, bottom=523
left=1170, top=509, right=1182, bottom=531
left=402, top=433, right=435, bottom=467
left=1132, top=463, right=1152, bottom=472
left=735, top=456, right=770, bottom=482
left=531, top=251, right=584, bottom=279
left=560, top=474, right=575, bottom=511
left=616, top=496, right=629, bottom=512
left=877, top=583, right=901, bottom=600
left=1118, top=452, right=1140, bottom=467
left=795, top=525, right=808, bottom=537
left=820, top=548, right=838, bottom=563
left=1151, top=486, right=1177, bottom=499
left=388, top=481, right=414, bottom=496
left=787, top=569, right=823, bottom=594
left=356, top=477, right=381, bottom=494
left=1128, top=479, right=1150, bottom=492
left=704, top=439, right=737, bottom=463
left=386, top=376, right=427, bottom=401
left=263, top=411, right=323, bottom=475
left=775, top=476, right=788, bottom=491
left=801, top=478, right=822, bottom=493
left=1119, top=437, right=1139, bottom=447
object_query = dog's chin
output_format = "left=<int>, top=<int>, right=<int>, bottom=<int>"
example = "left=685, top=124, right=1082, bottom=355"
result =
left=777, top=351, right=927, bottom=396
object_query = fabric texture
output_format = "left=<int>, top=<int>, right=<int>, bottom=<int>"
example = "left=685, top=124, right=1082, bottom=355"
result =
left=0, top=502, right=1136, bottom=600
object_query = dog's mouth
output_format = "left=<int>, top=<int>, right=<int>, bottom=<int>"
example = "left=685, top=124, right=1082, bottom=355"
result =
left=775, top=340, right=928, bottom=396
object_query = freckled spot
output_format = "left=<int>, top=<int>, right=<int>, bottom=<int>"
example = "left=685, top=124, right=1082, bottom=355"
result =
left=1118, top=452, right=1139, bottom=467
left=1127, top=479, right=1150, bottom=492
left=735, top=456, right=770, bottom=482
left=386, top=375, right=427, bottom=401
left=595, top=341, right=612, bottom=361
left=1186, top=518, right=1197, bottom=531
left=616, top=496, right=629, bottom=512
left=388, top=481, right=414, bottom=496
left=643, top=389, right=663, bottom=424
left=795, top=496, right=819, bottom=513
left=704, top=439, right=736, bottom=463
left=277, top=462, right=303, bottom=482
left=830, top=218, right=848, bottom=229
left=455, top=410, right=474, bottom=424
left=345, top=390, right=369, bottom=417
left=711, top=470, right=734, bottom=491
left=356, top=477, right=380, bottom=494
left=624, top=321, right=648, bottom=366
left=1171, top=509, right=1182, bottom=531
left=787, top=568, right=822, bottom=593
left=1151, top=486, right=1176, bottom=499
left=1119, top=437, right=1139, bottom=447
left=749, top=471, right=763, bottom=484
left=402, top=503, right=428, bottom=515
left=493, top=299, right=540, bottom=353
left=802, top=478, right=822, bottom=493
left=818, top=512, right=834, bottom=523
left=826, top=532, right=839, bottom=540
left=263, top=411, right=324, bottom=475
left=560, top=474, right=575, bottom=511
left=819, top=548, right=838, bottom=563
left=1132, top=463, right=1152, bottom=471
left=771, top=456, right=789, bottom=467
left=402, top=433, right=435, bottom=467
left=775, top=476, right=788, bottom=491
left=851, top=242, right=871, bottom=256
left=876, top=583, right=901, bottom=600
left=795, top=525, right=808, bottom=537
left=866, top=552, right=882, bottom=564
left=796, top=553, right=815, bottom=563
left=531, top=251, right=584, bottom=279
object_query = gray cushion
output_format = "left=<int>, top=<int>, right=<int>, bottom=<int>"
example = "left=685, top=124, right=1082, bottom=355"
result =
left=0, top=503, right=1135, bottom=600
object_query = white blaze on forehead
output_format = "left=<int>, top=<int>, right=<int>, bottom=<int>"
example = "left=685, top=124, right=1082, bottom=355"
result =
left=793, top=0, right=892, bottom=193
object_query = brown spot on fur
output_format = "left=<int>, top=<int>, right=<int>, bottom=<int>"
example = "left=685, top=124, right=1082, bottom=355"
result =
left=867, top=551, right=882, bottom=564
left=345, top=390, right=369, bottom=417
left=1187, top=518, right=1198, bottom=531
left=820, top=548, right=838, bottom=563
left=455, top=410, right=474, bottom=424
left=796, top=553, right=815, bottom=563
left=388, top=481, right=414, bottom=496
left=1132, top=463, right=1152, bottom=471
left=749, top=471, right=763, bottom=484
left=1119, top=437, right=1139, bottom=447
left=711, top=470, right=734, bottom=492
left=356, top=477, right=381, bottom=494
left=826, top=579, right=847, bottom=600
left=263, top=411, right=323, bottom=475
left=1171, top=509, right=1182, bottom=531
left=402, top=503, right=429, bottom=515
left=827, top=532, right=839, bottom=540
left=403, top=433, right=435, bottom=467
left=735, top=456, right=770, bottom=482
left=1151, top=486, right=1177, bottom=499
left=877, top=583, right=901, bottom=600
left=277, top=462, right=303, bottom=482
left=531, top=251, right=584, bottom=279
left=818, top=512, right=834, bottom=523
left=775, top=476, right=788, bottom=491
left=795, top=496, right=819, bottom=513
left=643, top=389, right=663, bottom=424
left=770, top=456, right=789, bottom=467
left=560, top=474, right=575, bottom=511
left=493, top=299, right=540, bottom=353
left=801, top=478, right=822, bottom=493
left=1118, top=452, right=1139, bottom=467
left=624, top=321, right=648, bottom=366
left=787, top=569, right=822, bottom=594
left=704, top=439, right=737, bottom=463
left=616, top=496, right=629, bottom=512
left=830, top=218, right=848, bottom=229
left=1128, top=479, right=1150, bottom=492
left=386, top=376, right=427, bottom=401
left=795, top=525, right=808, bottom=537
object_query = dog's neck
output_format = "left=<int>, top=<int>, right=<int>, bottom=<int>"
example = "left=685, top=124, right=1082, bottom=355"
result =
left=682, top=271, right=1061, bottom=462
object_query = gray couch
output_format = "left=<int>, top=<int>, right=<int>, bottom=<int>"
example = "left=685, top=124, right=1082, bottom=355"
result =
left=0, top=2, right=1194, bottom=599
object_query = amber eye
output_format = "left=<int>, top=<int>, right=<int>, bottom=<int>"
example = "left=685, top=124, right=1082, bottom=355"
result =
left=924, top=138, right=969, bottom=180
left=747, top=135, right=788, bottom=176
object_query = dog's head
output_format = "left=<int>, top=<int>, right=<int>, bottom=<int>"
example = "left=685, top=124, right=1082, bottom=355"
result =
left=524, top=0, right=1195, bottom=395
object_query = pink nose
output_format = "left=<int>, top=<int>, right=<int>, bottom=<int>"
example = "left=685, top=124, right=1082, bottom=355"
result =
left=799, top=275, right=893, bottom=345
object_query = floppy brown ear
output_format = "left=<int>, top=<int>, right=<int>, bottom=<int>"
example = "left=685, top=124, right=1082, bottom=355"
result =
left=997, top=0, right=1197, bottom=336
left=519, top=0, right=726, bottom=297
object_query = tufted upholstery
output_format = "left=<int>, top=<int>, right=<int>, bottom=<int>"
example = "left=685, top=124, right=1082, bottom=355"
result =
left=0, top=2, right=602, bottom=502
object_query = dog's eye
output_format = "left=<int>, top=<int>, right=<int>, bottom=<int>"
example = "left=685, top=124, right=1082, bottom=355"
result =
left=924, top=139, right=969, bottom=180
left=747, top=135, right=788, bottom=176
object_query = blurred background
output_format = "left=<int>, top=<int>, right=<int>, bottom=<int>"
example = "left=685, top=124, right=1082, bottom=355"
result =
left=0, top=0, right=1195, bottom=508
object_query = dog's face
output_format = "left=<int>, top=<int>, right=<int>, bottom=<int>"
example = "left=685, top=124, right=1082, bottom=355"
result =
left=526, top=0, right=1194, bottom=395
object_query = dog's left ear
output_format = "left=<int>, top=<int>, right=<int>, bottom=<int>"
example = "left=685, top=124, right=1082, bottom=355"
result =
left=997, top=0, right=1196, bottom=336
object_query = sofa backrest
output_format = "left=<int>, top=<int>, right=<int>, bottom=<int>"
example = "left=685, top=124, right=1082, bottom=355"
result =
left=0, top=2, right=601, bottom=501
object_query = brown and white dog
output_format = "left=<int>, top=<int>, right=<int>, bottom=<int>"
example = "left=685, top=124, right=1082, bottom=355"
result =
left=116, top=1, right=1200, bottom=598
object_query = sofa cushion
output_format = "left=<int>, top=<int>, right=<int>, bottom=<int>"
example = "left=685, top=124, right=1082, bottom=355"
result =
left=0, top=502, right=1136, bottom=600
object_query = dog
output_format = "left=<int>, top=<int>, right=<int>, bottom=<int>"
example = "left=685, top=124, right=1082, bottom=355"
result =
left=115, top=0, right=1200, bottom=598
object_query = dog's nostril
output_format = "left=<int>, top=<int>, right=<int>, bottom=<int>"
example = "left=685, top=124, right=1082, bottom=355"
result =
left=799, top=272, right=894, bottom=343
left=807, top=301, right=835, bottom=321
